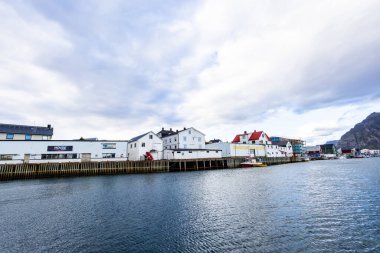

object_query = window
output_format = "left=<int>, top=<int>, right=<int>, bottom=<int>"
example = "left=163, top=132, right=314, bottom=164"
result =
left=169, top=138, right=172, bottom=143
left=102, top=153, right=115, bottom=158
left=189, top=151, right=192, bottom=153
left=0, top=155, right=13, bottom=160
left=142, top=142, right=145, bottom=147
left=177, top=151, right=181, bottom=153
left=25, top=135, right=32, bottom=140
left=174, top=145, right=177, bottom=149
left=184, top=144, right=187, bottom=148
left=130, top=144, right=132, bottom=148
left=102, top=143, right=116, bottom=149
left=206, top=151, right=209, bottom=153
left=149, top=134, right=153, bottom=139
left=174, top=138, right=177, bottom=142
left=6, top=133, right=14, bottom=140
left=134, top=143, right=136, bottom=148
left=198, top=137, right=201, bottom=142
left=41, top=153, right=78, bottom=159
left=183, top=136, right=187, bottom=141
left=188, top=130, right=191, bottom=134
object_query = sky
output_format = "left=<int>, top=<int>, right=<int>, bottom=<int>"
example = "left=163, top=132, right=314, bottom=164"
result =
left=1, top=0, right=379, bottom=145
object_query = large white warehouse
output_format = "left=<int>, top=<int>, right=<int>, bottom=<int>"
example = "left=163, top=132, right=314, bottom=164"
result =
left=0, top=140, right=129, bottom=164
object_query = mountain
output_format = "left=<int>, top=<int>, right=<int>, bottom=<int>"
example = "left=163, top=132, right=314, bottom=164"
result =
left=338, top=112, right=380, bottom=149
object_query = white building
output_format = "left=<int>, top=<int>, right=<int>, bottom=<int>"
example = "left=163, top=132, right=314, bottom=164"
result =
left=206, top=142, right=266, bottom=157
left=217, top=130, right=294, bottom=158
left=268, top=141, right=293, bottom=157
left=232, top=130, right=272, bottom=145
left=0, top=140, right=129, bottom=164
left=163, top=149, right=222, bottom=160
left=159, top=127, right=206, bottom=150
left=128, top=132, right=163, bottom=161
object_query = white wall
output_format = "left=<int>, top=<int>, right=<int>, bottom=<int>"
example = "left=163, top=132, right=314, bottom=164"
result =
left=163, top=149, right=221, bottom=160
left=162, top=127, right=206, bottom=150
left=128, top=132, right=163, bottom=161
left=178, top=128, right=205, bottom=149
left=0, top=140, right=129, bottom=164
left=206, top=142, right=266, bottom=157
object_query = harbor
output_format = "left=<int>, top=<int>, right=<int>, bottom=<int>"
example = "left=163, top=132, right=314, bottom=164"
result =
left=0, top=157, right=300, bottom=181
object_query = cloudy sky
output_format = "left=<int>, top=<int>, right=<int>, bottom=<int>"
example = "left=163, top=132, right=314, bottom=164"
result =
left=1, top=0, right=379, bottom=144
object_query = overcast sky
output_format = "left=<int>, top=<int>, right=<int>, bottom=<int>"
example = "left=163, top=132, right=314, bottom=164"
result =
left=1, top=0, right=379, bottom=144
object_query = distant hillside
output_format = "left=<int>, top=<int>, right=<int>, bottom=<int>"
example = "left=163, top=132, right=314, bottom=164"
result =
left=338, top=112, right=380, bottom=149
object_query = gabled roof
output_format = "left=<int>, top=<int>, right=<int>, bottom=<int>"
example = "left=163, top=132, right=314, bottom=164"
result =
left=0, top=123, right=53, bottom=136
left=249, top=131, right=263, bottom=141
left=161, top=127, right=205, bottom=138
left=157, top=129, right=176, bottom=138
left=232, top=131, right=270, bottom=143
left=128, top=132, right=153, bottom=142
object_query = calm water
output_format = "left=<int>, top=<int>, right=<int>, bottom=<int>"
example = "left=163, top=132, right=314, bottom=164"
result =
left=1, top=158, right=379, bottom=253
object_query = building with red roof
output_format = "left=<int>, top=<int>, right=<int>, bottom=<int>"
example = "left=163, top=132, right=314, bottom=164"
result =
left=232, top=130, right=272, bottom=145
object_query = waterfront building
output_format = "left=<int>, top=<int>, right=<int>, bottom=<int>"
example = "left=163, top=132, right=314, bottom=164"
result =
left=271, top=141, right=293, bottom=157
left=320, top=144, right=337, bottom=156
left=163, top=149, right=222, bottom=160
left=206, top=142, right=266, bottom=157
left=271, top=136, right=305, bottom=156
left=0, top=140, right=128, bottom=163
left=304, top=146, right=322, bottom=157
left=0, top=123, right=53, bottom=140
left=128, top=132, right=163, bottom=161
left=160, top=127, right=206, bottom=150
left=232, top=130, right=272, bottom=145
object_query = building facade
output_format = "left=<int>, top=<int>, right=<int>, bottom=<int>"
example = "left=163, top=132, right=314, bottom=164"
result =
left=0, top=140, right=128, bottom=164
left=163, top=149, right=222, bottom=160
left=161, top=127, right=206, bottom=150
left=128, top=132, right=163, bottom=161
left=232, top=131, right=272, bottom=145
left=206, top=142, right=266, bottom=157
left=0, top=123, right=53, bottom=140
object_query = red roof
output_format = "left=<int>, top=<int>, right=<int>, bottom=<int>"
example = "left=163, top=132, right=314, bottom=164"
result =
left=249, top=131, right=263, bottom=141
left=232, top=135, right=241, bottom=143
left=232, top=131, right=270, bottom=143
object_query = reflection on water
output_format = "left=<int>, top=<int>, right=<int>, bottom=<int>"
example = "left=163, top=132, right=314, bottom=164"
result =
left=0, top=158, right=379, bottom=252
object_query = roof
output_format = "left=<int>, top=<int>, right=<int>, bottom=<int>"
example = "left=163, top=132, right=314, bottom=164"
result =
left=128, top=132, right=151, bottom=142
left=272, top=141, right=289, bottom=147
left=161, top=127, right=205, bottom=138
left=157, top=129, right=176, bottom=138
left=249, top=131, right=263, bottom=141
left=0, top=123, right=53, bottom=136
left=232, top=131, right=270, bottom=143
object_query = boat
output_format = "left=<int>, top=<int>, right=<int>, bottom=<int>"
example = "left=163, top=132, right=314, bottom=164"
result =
left=240, top=158, right=267, bottom=168
left=301, top=157, right=310, bottom=162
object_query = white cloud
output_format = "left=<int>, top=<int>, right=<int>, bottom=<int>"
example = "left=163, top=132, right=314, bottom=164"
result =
left=1, top=0, right=379, bottom=143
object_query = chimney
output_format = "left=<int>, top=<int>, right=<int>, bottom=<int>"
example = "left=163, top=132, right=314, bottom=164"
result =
left=184, top=127, right=186, bottom=130
left=254, top=130, right=256, bottom=132
left=162, top=127, right=164, bottom=130
left=170, top=128, right=172, bottom=131
left=176, top=130, right=179, bottom=133
left=244, top=131, right=247, bottom=134
left=47, top=124, right=51, bottom=129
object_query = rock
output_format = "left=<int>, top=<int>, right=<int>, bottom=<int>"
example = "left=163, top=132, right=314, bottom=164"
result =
left=338, top=112, right=380, bottom=149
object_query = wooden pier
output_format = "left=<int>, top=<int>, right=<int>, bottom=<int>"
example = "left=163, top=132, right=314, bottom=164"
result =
left=0, top=157, right=299, bottom=181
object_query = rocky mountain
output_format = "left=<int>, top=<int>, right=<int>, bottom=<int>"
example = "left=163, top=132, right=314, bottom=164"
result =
left=338, top=112, right=380, bottom=149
